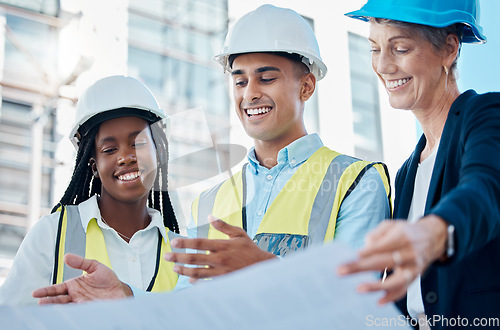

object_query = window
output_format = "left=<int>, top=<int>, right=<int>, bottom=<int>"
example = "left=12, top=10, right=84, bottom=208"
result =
left=0, top=100, right=55, bottom=207
left=127, top=0, right=228, bottom=117
left=4, top=14, right=57, bottom=87
left=0, top=100, right=56, bottom=260
left=0, top=8, right=59, bottom=260
left=348, top=32, right=384, bottom=161
left=127, top=0, right=230, bottom=226
left=0, top=0, right=60, bottom=17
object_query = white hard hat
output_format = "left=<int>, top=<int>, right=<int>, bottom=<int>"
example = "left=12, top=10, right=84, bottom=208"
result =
left=214, top=4, right=327, bottom=80
left=70, top=75, right=168, bottom=149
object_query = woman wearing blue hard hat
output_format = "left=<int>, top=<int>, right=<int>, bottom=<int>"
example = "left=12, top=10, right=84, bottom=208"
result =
left=340, top=0, right=500, bottom=328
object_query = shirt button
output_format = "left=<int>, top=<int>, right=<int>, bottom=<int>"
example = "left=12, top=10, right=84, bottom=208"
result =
left=129, top=256, right=137, bottom=262
left=257, top=210, right=263, bottom=216
left=425, top=291, right=438, bottom=304
left=290, top=159, right=296, bottom=165
left=266, top=174, right=273, bottom=181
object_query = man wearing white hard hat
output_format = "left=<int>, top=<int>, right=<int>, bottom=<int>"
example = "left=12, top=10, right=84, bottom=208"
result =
left=165, top=4, right=391, bottom=281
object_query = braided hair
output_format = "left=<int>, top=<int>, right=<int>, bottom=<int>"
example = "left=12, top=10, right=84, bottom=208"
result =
left=149, top=122, right=179, bottom=233
left=52, top=120, right=179, bottom=234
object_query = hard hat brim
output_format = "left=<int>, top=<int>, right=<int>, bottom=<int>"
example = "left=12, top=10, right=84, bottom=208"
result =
left=72, top=107, right=163, bottom=148
left=213, top=50, right=328, bottom=81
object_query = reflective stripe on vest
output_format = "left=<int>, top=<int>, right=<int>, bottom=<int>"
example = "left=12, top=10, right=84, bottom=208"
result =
left=52, top=205, right=179, bottom=292
left=191, top=147, right=391, bottom=255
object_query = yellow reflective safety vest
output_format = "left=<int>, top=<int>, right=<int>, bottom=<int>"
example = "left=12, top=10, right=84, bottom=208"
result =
left=52, top=205, right=179, bottom=292
left=191, top=147, right=391, bottom=256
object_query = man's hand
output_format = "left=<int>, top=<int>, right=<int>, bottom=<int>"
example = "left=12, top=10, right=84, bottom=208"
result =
left=164, top=215, right=277, bottom=282
left=337, top=215, right=448, bottom=305
left=32, top=253, right=133, bottom=304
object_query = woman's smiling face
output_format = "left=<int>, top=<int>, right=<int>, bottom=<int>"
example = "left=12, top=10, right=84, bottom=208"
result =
left=369, top=21, right=447, bottom=111
left=91, top=116, right=157, bottom=204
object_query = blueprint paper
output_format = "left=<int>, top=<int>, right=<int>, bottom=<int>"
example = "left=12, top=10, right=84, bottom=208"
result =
left=0, top=242, right=409, bottom=329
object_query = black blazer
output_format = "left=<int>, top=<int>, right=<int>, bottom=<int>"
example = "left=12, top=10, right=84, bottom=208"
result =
left=394, top=90, right=500, bottom=329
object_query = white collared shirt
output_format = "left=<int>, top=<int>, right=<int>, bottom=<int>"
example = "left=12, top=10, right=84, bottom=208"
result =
left=0, top=195, right=169, bottom=306
left=407, top=142, right=440, bottom=319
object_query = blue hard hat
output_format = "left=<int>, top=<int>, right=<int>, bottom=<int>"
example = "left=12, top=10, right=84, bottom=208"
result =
left=345, top=0, right=486, bottom=44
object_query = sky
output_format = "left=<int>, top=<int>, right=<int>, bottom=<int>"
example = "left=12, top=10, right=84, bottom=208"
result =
left=458, top=0, right=500, bottom=93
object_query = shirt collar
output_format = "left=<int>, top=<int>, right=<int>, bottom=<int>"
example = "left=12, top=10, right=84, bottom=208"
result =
left=247, top=133, right=323, bottom=173
left=78, top=195, right=101, bottom=232
left=77, top=195, right=168, bottom=240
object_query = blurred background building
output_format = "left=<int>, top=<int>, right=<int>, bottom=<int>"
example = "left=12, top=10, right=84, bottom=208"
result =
left=0, top=0, right=231, bottom=283
left=0, top=0, right=498, bottom=285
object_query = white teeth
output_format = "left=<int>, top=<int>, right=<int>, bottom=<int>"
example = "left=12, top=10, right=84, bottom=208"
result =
left=386, top=78, right=409, bottom=89
left=118, top=171, right=140, bottom=181
left=245, top=107, right=271, bottom=116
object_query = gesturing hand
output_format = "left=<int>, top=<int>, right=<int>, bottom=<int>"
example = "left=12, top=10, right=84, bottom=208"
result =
left=32, top=253, right=132, bottom=304
left=164, top=215, right=277, bottom=282
left=337, top=216, right=448, bottom=305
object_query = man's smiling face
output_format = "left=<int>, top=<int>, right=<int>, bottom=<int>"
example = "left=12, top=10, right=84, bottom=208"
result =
left=231, top=52, right=312, bottom=146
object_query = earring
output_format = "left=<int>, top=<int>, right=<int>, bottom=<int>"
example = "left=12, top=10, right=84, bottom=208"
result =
left=443, top=66, right=449, bottom=90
